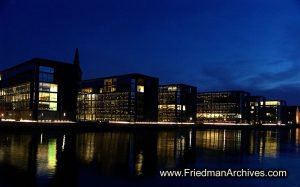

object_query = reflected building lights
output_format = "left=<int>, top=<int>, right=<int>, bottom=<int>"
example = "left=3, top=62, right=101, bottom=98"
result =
left=0, top=129, right=295, bottom=184
left=135, top=151, right=144, bottom=176
left=76, top=132, right=132, bottom=175
left=195, top=129, right=241, bottom=152
left=189, top=130, right=192, bottom=148
left=257, top=131, right=279, bottom=158
left=223, top=130, right=226, bottom=151
left=156, top=132, right=178, bottom=168
left=62, top=135, right=66, bottom=151
left=48, top=139, right=57, bottom=171
left=296, top=129, right=300, bottom=145
left=77, top=133, right=95, bottom=163
left=37, top=139, right=57, bottom=177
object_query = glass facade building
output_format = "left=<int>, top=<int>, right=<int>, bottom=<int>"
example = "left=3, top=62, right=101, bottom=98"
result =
left=0, top=54, right=82, bottom=121
left=248, top=96, right=265, bottom=125
left=77, top=74, right=158, bottom=122
left=263, top=100, right=287, bottom=125
left=158, top=84, right=197, bottom=123
left=0, top=50, right=297, bottom=125
left=197, top=91, right=250, bottom=124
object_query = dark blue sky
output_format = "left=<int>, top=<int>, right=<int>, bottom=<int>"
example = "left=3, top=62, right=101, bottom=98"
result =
left=1, top=0, right=300, bottom=104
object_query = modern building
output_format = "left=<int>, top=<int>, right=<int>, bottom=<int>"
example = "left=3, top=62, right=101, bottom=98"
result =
left=77, top=74, right=158, bottom=122
left=0, top=49, right=82, bottom=121
left=248, top=96, right=265, bottom=125
left=286, top=106, right=300, bottom=125
left=263, top=100, right=287, bottom=125
left=197, top=91, right=250, bottom=124
left=158, top=84, right=197, bottom=123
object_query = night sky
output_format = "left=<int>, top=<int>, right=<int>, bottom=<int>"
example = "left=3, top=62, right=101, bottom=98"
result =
left=1, top=0, right=300, bottom=104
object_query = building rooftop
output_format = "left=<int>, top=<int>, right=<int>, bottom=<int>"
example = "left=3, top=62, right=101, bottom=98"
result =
left=82, top=73, right=159, bottom=83
left=0, top=58, right=74, bottom=74
left=159, top=83, right=197, bottom=88
left=198, top=90, right=250, bottom=94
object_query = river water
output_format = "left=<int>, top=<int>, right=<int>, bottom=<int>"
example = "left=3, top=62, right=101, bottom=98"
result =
left=0, top=128, right=299, bottom=187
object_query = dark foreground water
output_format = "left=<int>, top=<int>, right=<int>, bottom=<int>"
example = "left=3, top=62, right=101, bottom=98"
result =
left=0, top=128, right=299, bottom=187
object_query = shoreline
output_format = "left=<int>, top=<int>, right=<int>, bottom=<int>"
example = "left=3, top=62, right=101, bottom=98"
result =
left=0, top=121, right=298, bottom=131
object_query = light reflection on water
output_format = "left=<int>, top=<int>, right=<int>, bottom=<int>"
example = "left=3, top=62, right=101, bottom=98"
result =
left=36, top=139, right=57, bottom=177
left=0, top=128, right=299, bottom=186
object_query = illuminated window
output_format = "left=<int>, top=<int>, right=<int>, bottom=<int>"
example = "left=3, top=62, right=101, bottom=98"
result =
left=40, top=83, right=51, bottom=92
left=50, top=84, right=58, bottom=92
left=175, top=105, right=186, bottom=111
left=38, top=102, right=57, bottom=111
left=168, top=86, right=177, bottom=91
left=158, top=104, right=176, bottom=109
left=0, top=83, right=31, bottom=115
left=265, top=101, right=280, bottom=106
left=87, top=94, right=96, bottom=100
left=39, top=83, right=58, bottom=92
left=49, top=102, right=57, bottom=111
left=169, top=105, right=176, bottom=109
left=0, top=74, right=2, bottom=81
left=39, top=92, right=50, bottom=101
left=50, top=93, right=57, bottom=101
left=39, top=93, right=57, bottom=103
left=38, top=82, right=58, bottom=111
left=39, top=102, right=50, bottom=110
left=104, top=79, right=113, bottom=85
left=137, top=85, right=144, bottom=93
left=82, top=88, right=92, bottom=93
left=104, top=79, right=117, bottom=93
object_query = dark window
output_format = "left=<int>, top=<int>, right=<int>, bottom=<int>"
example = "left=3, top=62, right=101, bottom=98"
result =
left=39, top=66, right=54, bottom=73
left=39, top=66, right=54, bottom=83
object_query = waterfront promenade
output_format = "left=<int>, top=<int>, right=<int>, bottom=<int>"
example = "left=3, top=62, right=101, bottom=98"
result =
left=0, top=121, right=296, bottom=131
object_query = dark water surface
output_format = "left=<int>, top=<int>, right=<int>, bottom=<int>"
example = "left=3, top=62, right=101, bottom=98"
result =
left=0, top=128, right=299, bottom=187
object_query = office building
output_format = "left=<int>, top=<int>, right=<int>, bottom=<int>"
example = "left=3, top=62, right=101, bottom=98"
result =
left=263, top=100, right=286, bottom=125
left=286, top=106, right=300, bottom=125
left=77, top=74, right=158, bottom=122
left=0, top=49, right=82, bottom=121
left=197, top=91, right=250, bottom=124
left=248, top=96, right=265, bottom=125
left=158, top=84, right=197, bottom=123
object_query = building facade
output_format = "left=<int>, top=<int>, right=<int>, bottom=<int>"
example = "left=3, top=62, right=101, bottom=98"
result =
left=248, top=96, right=265, bottom=125
left=263, top=100, right=287, bottom=125
left=197, top=91, right=250, bottom=124
left=158, top=84, right=197, bottom=123
left=286, top=106, right=300, bottom=125
left=0, top=51, right=82, bottom=121
left=77, top=74, right=158, bottom=122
